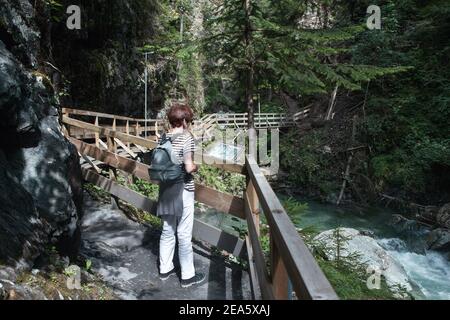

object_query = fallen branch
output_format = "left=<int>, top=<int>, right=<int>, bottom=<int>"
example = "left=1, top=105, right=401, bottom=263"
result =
left=325, top=85, right=339, bottom=120
left=336, top=153, right=353, bottom=205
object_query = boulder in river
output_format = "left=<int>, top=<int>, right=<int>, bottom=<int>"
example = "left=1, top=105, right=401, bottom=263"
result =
left=313, top=228, right=413, bottom=295
left=427, top=228, right=450, bottom=252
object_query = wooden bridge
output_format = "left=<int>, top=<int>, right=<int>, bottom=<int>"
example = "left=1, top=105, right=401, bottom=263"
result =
left=61, top=108, right=337, bottom=300
left=62, top=107, right=310, bottom=141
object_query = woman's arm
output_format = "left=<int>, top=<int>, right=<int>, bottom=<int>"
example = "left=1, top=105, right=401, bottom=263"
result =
left=184, top=151, right=198, bottom=174
left=183, top=133, right=198, bottom=174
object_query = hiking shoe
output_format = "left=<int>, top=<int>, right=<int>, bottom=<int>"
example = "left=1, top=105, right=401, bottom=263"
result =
left=181, top=273, right=206, bottom=288
left=159, top=268, right=178, bottom=281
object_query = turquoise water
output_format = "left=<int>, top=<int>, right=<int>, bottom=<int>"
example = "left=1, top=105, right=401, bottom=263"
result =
left=195, top=197, right=450, bottom=300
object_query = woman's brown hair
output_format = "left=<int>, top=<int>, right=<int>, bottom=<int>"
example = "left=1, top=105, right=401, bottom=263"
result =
left=167, top=103, right=194, bottom=128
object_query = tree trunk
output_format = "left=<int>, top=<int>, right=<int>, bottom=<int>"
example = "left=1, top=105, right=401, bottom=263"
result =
left=244, top=0, right=255, bottom=129
left=188, top=0, right=206, bottom=114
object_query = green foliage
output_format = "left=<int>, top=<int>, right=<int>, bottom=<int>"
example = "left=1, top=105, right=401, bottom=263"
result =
left=280, top=130, right=340, bottom=196
left=203, top=0, right=406, bottom=110
left=231, top=217, right=248, bottom=238
left=128, top=178, right=160, bottom=200
left=281, top=197, right=308, bottom=225
left=84, top=183, right=110, bottom=202
left=43, top=0, right=64, bottom=22
left=140, top=0, right=206, bottom=113
left=352, top=0, right=450, bottom=199
left=85, top=259, right=92, bottom=272
left=196, top=165, right=245, bottom=196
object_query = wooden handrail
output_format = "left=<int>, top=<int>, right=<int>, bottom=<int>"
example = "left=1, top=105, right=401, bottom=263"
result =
left=63, top=108, right=144, bottom=122
left=245, top=154, right=338, bottom=300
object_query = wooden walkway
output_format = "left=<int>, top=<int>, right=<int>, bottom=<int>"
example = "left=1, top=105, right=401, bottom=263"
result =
left=62, top=108, right=337, bottom=300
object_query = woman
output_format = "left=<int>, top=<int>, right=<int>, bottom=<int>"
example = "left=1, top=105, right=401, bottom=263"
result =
left=157, top=103, right=205, bottom=288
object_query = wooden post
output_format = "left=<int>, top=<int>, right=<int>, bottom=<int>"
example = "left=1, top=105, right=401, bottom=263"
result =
left=125, top=120, right=130, bottom=148
left=271, top=235, right=289, bottom=299
left=246, top=179, right=260, bottom=237
left=94, top=116, right=100, bottom=148
left=136, top=122, right=140, bottom=137
left=112, top=118, right=117, bottom=153
left=107, top=136, right=120, bottom=209
left=248, top=127, right=257, bottom=162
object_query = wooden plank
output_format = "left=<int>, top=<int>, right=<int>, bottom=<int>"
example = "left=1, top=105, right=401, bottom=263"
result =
left=195, top=184, right=245, bottom=220
left=244, top=191, right=274, bottom=300
left=70, top=138, right=245, bottom=219
left=79, top=153, right=101, bottom=173
left=194, top=152, right=244, bottom=174
left=82, top=168, right=245, bottom=257
left=70, top=137, right=158, bottom=180
left=246, top=155, right=338, bottom=300
left=271, top=236, right=289, bottom=299
left=83, top=167, right=157, bottom=213
left=247, top=179, right=260, bottom=236
left=245, top=236, right=262, bottom=300
left=98, top=139, right=108, bottom=150
left=133, top=143, right=147, bottom=153
left=193, top=219, right=246, bottom=258
left=114, top=138, right=137, bottom=158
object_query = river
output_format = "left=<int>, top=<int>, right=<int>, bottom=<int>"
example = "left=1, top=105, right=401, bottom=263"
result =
left=196, top=197, right=450, bottom=300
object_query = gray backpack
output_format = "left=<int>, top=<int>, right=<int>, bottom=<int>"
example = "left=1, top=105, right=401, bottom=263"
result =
left=149, top=133, right=184, bottom=184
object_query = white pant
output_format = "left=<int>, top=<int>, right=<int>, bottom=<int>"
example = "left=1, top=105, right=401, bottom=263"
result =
left=159, top=189, right=195, bottom=280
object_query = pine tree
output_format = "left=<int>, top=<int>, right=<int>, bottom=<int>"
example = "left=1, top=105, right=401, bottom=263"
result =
left=203, top=0, right=407, bottom=118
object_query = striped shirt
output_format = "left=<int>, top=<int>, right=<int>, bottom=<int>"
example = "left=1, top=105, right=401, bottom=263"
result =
left=166, top=131, right=195, bottom=192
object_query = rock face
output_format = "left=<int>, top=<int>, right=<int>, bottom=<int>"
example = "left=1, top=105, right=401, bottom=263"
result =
left=437, top=204, right=450, bottom=229
left=49, top=0, right=159, bottom=116
left=0, top=1, right=83, bottom=268
left=313, top=228, right=413, bottom=294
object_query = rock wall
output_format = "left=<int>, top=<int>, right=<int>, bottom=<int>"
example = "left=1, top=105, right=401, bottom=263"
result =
left=0, top=0, right=83, bottom=269
left=48, top=0, right=159, bottom=116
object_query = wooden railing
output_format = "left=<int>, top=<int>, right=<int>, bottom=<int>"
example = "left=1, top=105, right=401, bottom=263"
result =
left=244, top=154, right=337, bottom=300
left=61, top=108, right=337, bottom=300
left=62, top=107, right=311, bottom=141
left=62, top=108, right=160, bottom=140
